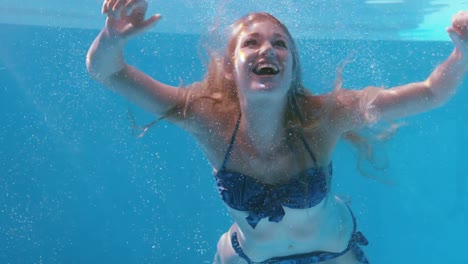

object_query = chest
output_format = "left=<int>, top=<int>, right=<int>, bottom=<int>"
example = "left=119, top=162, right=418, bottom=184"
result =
left=197, top=121, right=339, bottom=183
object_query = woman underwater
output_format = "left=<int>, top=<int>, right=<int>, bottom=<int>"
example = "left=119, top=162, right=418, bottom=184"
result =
left=87, top=1, right=468, bottom=263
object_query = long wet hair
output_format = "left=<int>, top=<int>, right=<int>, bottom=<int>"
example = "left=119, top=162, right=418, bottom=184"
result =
left=135, top=13, right=320, bottom=146
left=200, top=13, right=321, bottom=149
left=132, top=12, right=393, bottom=182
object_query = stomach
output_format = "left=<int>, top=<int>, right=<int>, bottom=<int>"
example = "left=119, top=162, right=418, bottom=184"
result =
left=227, top=195, right=354, bottom=262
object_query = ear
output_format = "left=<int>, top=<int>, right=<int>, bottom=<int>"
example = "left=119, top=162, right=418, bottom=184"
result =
left=224, top=58, right=234, bottom=80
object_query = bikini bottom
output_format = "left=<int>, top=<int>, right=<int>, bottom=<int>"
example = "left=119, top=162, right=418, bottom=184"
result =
left=230, top=206, right=369, bottom=264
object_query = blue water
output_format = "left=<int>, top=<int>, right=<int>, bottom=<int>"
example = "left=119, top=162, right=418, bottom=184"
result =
left=1, top=22, right=467, bottom=264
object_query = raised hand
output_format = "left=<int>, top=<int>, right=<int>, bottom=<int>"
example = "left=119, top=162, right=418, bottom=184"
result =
left=102, top=0, right=161, bottom=40
left=447, top=10, right=468, bottom=59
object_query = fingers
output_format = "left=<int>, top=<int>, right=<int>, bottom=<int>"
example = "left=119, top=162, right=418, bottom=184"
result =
left=447, top=28, right=468, bottom=52
left=101, top=1, right=108, bottom=13
left=448, top=30, right=460, bottom=43
left=102, top=0, right=145, bottom=14
left=452, top=11, right=468, bottom=25
left=143, top=14, right=161, bottom=28
left=451, top=11, right=468, bottom=36
left=125, top=14, right=161, bottom=38
left=124, top=0, right=148, bottom=17
left=101, top=0, right=159, bottom=40
left=103, top=0, right=118, bottom=14
left=447, top=26, right=462, bottom=37
left=102, top=0, right=150, bottom=23
left=103, top=0, right=124, bottom=19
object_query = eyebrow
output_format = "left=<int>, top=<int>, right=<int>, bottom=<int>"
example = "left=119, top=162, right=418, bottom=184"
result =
left=242, top=32, right=287, bottom=39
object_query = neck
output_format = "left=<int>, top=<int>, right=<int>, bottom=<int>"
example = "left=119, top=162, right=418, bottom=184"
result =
left=238, top=95, right=288, bottom=155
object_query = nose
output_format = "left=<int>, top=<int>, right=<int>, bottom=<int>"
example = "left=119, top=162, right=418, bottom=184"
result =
left=260, top=42, right=275, bottom=57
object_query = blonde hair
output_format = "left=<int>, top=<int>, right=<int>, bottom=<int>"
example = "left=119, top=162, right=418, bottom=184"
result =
left=127, top=13, right=321, bottom=145
left=131, top=12, right=393, bottom=182
left=190, top=13, right=322, bottom=146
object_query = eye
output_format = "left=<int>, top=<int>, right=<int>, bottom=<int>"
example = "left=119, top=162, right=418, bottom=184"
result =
left=242, top=39, right=258, bottom=47
left=274, top=40, right=287, bottom=49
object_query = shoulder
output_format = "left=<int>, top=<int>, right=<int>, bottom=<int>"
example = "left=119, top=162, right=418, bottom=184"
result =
left=299, top=87, right=383, bottom=132
left=168, top=81, right=238, bottom=136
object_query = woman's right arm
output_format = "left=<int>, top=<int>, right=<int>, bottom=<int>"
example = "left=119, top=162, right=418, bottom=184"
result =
left=86, top=0, right=188, bottom=117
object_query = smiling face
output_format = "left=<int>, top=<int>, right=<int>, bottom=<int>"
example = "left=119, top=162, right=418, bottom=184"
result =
left=225, top=14, right=298, bottom=101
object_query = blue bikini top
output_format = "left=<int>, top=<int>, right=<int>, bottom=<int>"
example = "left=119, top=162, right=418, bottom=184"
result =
left=214, top=114, right=332, bottom=229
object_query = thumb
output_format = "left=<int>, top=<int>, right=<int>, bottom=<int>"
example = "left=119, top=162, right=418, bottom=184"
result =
left=125, top=14, right=162, bottom=38
left=448, top=30, right=463, bottom=47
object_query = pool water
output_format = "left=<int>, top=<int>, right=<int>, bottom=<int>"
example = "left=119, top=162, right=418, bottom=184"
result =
left=1, top=18, right=467, bottom=264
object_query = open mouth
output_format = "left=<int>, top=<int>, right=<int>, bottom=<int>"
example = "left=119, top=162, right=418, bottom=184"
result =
left=252, top=63, right=280, bottom=76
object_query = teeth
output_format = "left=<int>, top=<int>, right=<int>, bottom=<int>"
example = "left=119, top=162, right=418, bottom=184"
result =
left=253, top=63, right=279, bottom=75
left=256, top=63, right=278, bottom=72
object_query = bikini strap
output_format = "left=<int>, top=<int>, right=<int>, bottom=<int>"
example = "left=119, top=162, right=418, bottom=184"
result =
left=231, top=232, right=254, bottom=264
left=230, top=204, right=369, bottom=264
left=221, top=114, right=319, bottom=170
left=298, top=132, right=318, bottom=165
left=220, top=113, right=242, bottom=171
left=345, top=204, right=370, bottom=264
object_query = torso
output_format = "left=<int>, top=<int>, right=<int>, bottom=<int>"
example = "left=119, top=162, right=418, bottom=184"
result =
left=227, top=196, right=354, bottom=262
left=178, top=95, right=355, bottom=262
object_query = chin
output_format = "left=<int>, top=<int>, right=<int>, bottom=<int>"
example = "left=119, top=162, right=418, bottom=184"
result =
left=257, top=83, right=275, bottom=91
left=248, top=83, right=289, bottom=99
left=251, top=80, right=280, bottom=90
left=259, top=79, right=292, bottom=91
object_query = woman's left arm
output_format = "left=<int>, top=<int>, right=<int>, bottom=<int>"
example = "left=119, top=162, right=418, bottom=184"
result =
left=331, top=11, right=468, bottom=132
left=372, top=11, right=468, bottom=121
